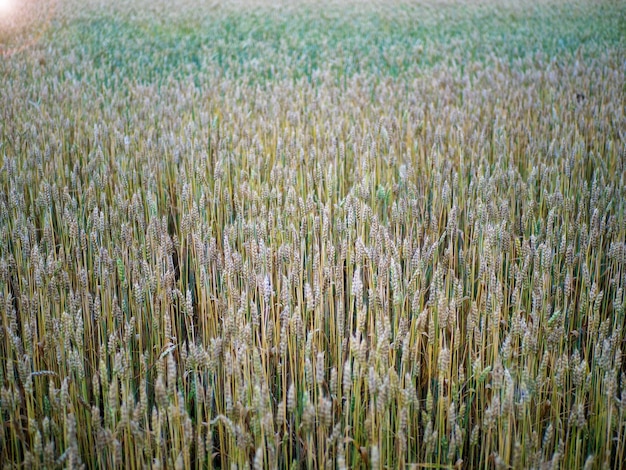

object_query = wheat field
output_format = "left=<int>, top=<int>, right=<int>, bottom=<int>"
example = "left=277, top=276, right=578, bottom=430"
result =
left=1, top=0, right=625, bottom=468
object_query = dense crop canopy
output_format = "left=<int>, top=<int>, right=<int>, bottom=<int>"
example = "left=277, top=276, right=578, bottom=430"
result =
left=1, top=0, right=625, bottom=468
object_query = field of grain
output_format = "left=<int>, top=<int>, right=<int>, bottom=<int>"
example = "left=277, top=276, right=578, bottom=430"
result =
left=1, top=0, right=625, bottom=468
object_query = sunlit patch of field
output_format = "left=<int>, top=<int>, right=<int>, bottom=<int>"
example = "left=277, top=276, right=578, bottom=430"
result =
left=0, top=0, right=56, bottom=56
left=0, top=0, right=625, bottom=468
